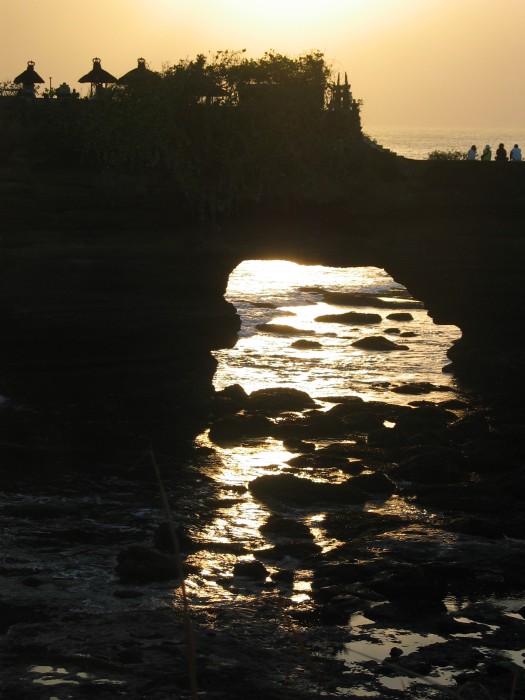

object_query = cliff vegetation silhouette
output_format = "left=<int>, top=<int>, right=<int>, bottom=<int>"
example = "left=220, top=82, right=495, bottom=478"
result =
left=0, top=51, right=363, bottom=219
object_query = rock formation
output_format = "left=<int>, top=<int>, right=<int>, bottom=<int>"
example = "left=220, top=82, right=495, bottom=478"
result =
left=2, top=148, right=524, bottom=463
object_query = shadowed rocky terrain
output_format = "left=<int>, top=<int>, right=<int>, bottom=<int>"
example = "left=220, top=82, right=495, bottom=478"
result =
left=1, top=144, right=525, bottom=698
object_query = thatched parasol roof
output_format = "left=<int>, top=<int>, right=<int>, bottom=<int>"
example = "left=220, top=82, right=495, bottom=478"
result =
left=119, top=57, right=160, bottom=85
left=78, top=58, right=117, bottom=84
left=14, top=61, right=45, bottom=85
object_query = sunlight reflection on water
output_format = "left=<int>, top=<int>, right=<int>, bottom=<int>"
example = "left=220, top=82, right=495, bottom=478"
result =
left=213, top=261, right=461, bottom=402
left=189, top=261, right=462, bottom=603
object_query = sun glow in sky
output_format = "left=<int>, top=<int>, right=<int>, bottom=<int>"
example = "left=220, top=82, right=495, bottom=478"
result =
left=3, top=0, right=525, bottom=128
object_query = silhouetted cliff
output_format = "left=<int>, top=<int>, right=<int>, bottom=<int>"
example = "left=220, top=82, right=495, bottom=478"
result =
left=2, top=144, right=525, bottom=465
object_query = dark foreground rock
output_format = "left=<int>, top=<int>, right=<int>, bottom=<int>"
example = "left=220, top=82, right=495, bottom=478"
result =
left=249, top=473, right=368, bottom=505
left=0, top=606, right=343, bottom=699
left=314, top=311, right=382, bottom=324
left=352, top=336, right=409, bottom=351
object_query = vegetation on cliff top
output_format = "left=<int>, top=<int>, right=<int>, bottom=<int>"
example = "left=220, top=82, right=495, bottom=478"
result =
left=1, top=51, right=364, bottom=219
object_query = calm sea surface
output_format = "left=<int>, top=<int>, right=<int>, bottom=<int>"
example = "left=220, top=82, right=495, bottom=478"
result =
left=364, top=124, right=525, bottom=160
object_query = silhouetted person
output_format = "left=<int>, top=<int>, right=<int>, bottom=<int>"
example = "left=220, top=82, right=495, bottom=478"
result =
left=495, top=143, right=508, bottom=162
left=467, top=145, right=477, bottom=160
left=510, top=144, right=522, bottom=161
left=481, top=144, right=492, bottom=161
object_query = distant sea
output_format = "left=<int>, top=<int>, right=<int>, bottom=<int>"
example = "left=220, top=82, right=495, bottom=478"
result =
left=363, top=125, right=525, bottom=160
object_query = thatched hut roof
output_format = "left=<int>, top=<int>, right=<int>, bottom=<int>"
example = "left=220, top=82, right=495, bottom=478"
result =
left=14, top=61, right=45, bottom=85
left=119, top=57, right=160, bottom=85
left=78, top=58, right=117, bottom=84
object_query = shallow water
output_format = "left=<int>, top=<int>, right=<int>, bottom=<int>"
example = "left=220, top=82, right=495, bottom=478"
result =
left=185, top=261, right=525, bottom=692
left=213, top=261, right=462, bottom=403
left=189, top=261, right=464, bottom=602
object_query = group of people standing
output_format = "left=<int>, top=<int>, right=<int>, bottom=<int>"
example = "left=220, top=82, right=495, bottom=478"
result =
left=467, top=143, right=522, bottom=161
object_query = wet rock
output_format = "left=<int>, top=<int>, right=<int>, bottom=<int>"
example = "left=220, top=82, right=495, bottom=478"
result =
left=248, top=387, right=318, bottom=412
left=399, top=639, right=486, bottom=675
left=351, top=336, right=409, bottom=351
left=324, top=403, right=384, bottom=432
left=116, top=545, right=180, bottom=582
left=319, top=596, right=360, bottom=625
left=439, top=398, right=469, bottom=410
left=368, top=426, right=408, bottom=447
left=311, top=584, right=345, bottom=603
left=393, top=405, right=457, bottom=433
left=290, top=339, right=322, bottom=349
left=282, top=437, right=316, bottom=453
left=208, top=413, right=275, bottom=442
left=400, top=330, right=418, bottom=337
left=447, top=411, right=492, bottom=441
left=382, top=654, right=432, bottom=676
left=463, top=439, right=520, bottom=475
left=313, top=562, right=380, bottom=592
left=321, top=510, right=407, bottom=542
left=392, top=382, right=449, bottom=395
left=386, top=312, right=414, bottom=321
left=233, top=560, right=268, bottom=580
left=384, top=327, right=401, bottom=334
left=249, top=473, right=368, bottom=506
left=407, top=431, right=449, bottom=447
left=277, top=411, right=347, bottom=441
left=349, top=471, right=396, bottom=496
left=214, top=383, right=249, bottom=406
left=315, top=452, right=364, bottom=471
left=368, top=563, right=448, bottom=602
left=445, top=517, right=504, bottom=539
left=286, top=453, right=316, bottom=467
left=270, top=569, right=295, bottom=584
left=339, top=459, right=365, bottom=475
left=389, top=446, right=466, bottom=484
left=255, top=323, right=316, bottom=336
left=259, top=515, right=313, bottom=539
left=318, top=396, right=365, bottom=408
left=314, top=311, right=382, bottom=324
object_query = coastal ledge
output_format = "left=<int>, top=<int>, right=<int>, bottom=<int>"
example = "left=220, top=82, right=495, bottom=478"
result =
left=1, top=152, right=525, bottom=458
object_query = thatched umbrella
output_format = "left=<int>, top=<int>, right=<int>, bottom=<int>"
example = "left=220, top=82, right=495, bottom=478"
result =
left=119, top=57, right=160, bottom=87
left=14, top=60, right=45, bottom=96
left=78, top=57, right=117, bottom=96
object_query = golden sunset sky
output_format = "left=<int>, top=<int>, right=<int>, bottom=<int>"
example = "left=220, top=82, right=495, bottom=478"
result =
left=3, top=0, right=525, bottom=128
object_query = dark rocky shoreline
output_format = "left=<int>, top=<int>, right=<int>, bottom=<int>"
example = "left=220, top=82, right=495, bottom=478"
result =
left=2, top=146, right=525, bottom=697
left=1, top=388, right=524, bottom=698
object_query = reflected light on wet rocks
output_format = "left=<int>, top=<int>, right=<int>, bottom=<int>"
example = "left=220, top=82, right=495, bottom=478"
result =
left=187, top=264, right=467, bottom=619
left=190, top=261, right=463, bottom=600
left=213, top=260, right=461, bottom=403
